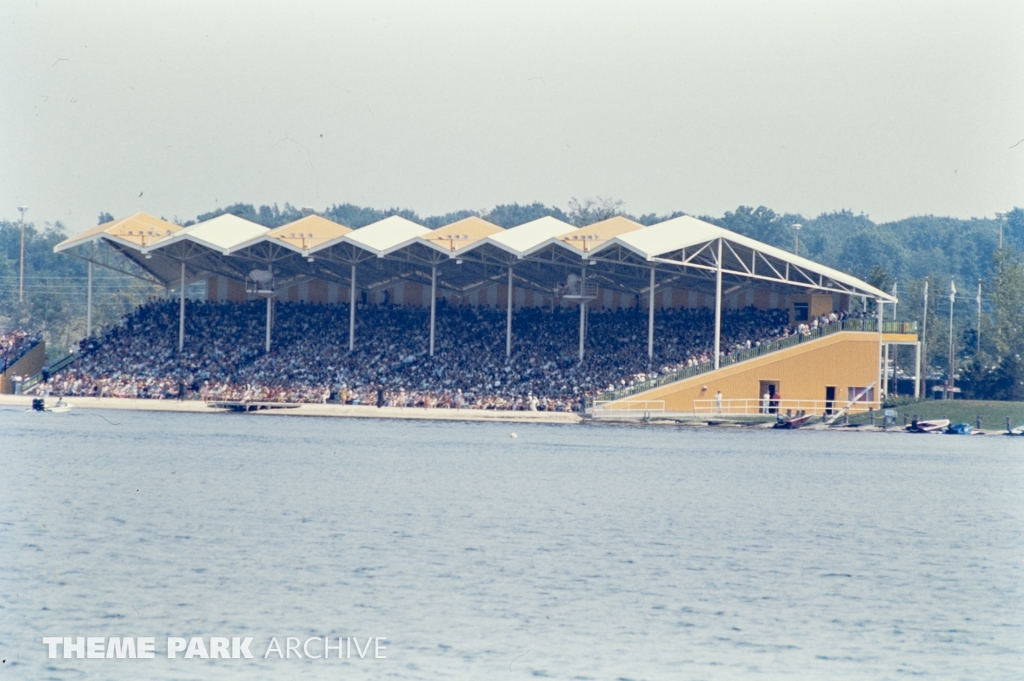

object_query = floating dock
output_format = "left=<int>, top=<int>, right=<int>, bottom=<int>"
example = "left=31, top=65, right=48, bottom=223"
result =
left=209, top=401, right=301, bottom=413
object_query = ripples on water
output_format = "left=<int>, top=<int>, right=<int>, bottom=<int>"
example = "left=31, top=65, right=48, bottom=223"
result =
left=1, top=407, right=1022, bottom=679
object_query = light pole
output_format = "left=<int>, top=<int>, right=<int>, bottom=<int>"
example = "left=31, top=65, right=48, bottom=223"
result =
left=948, top=278, right=956, bottom=400
left=17, top=206, right=28, bottom=302
left=920, top=278, right=929, bottom=398
left=892, top=280, right=898, bottom=396
left=792, top=223, right=802, bottom=256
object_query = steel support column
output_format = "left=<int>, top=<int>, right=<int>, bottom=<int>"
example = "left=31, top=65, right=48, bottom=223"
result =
left=877, top=299, right=884, bottom=400
left=578, top=267, right=587, bottom=362
left=265, top=295, right=273, bottom=353
left=714, top=239, right=723, bottom=370
left=87, top=241, right=94, bottom=337
left=178, top=261, right=186, bottom=352
left=348, top=265, right=356, bottom=351
left=429, top=266, right=437, bottom=357
left=506, top=266, right=513, bottom=359
left=648, top=266, right=655, bottom=362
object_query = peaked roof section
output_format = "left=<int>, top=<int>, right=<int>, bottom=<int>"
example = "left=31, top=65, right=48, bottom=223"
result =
left=143, top=213, right=269, bottom=254
left=55, top=213, right=181, bottom=252
left=486, top=216, right=577, bottom=257
left=227, top=214, right=351, bottom=255
left=334, top=215, right=430, bottom=256
left=271, top=215, right=352, bottom=251
left=419, top=216, right=504, bottom=254
left=536, top=215, right=644, bottom=257
left=592, top=215, right=895, bottom=300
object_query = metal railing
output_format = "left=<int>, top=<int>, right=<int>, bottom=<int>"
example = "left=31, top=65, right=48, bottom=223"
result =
left=882, top=320, right=918, bottom=334
left=591, top=400, right=665, bottom=418
left=21, top=353, right=76, bottom=393
left=563, top=282, right=598, bottom=300
left=588, top=317, right=915, bottom=408
left=692, top=397, right=879, bottom=416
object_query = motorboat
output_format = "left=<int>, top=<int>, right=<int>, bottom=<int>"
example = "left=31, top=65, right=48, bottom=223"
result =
left=945, top=423, right=973, bottom=435
left=30, top=398, right=73, bottom=413
left=1007, top=424, right=1024, bottom=436
left=906, top=418, right=950, bottom=433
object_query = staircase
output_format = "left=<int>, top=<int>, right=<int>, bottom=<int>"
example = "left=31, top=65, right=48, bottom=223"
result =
left=587, top=317, right=912, bottom=409
left=21, top=352, right=76, bottom=393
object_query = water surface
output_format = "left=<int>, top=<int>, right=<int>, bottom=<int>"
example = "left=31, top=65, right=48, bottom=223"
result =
left=2, top=408, right=1022, bottom=679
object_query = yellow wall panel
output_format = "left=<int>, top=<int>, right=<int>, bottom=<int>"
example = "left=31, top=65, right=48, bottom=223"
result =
left=606, top=332, right=881, bottom=412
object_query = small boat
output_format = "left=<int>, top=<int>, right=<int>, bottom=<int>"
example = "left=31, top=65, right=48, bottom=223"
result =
left=946, top=423, right=973, bottom=435
left=906, top=419, right=949, bottom=433
left=30, top=398, right=73, bottom=413
left=1007, top=424, right=1024, bottom=436
left=773, top=412, right=814, bottom=429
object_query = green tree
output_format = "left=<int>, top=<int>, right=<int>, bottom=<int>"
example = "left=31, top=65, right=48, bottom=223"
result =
left=988, top=247, right=1024, bottom=357
left=483, top=202, right=568, bottom=228
left=566, top=197, right=624, bottom=226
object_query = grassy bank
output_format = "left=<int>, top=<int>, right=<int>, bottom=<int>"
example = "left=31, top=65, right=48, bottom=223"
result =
left=851, top=399, right=1024, bottom=430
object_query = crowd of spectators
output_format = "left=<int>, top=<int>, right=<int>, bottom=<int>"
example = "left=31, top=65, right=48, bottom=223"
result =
left=45, top=299, right=809, bottom=410
left=1, top=330, right=41, bottom=374
left=51, top=301, right=266, bottom=400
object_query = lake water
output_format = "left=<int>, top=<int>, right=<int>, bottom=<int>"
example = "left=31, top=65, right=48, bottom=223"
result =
left=2, top=407, right=1022, bottom=680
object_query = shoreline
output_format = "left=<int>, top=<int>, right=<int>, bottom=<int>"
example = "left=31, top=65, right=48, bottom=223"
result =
left=0, top=394, right=583, bottom=425
left=2, top=395, right=1019, bottom=435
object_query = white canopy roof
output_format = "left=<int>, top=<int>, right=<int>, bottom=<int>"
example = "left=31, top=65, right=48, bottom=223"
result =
left=591, top=215, right=895, bottom=301
left=485, top=216, right=577, bottom=257
left=142, top=214, right=269, bottom=254
left=55, top=210, right=896, bottom=302
left=329, top=215, right=430, bottom=257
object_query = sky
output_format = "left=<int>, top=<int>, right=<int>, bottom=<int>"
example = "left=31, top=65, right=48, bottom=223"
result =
left=2, top=0, right=1022, bottom=234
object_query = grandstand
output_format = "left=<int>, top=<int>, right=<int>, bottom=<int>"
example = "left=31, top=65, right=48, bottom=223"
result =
left=50, top=211, right=917, bottom=415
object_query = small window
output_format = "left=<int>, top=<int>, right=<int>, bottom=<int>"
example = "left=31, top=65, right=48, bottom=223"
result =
left=793, top=302, right=809, bottom=321
left=847, top=386, right=874, bottom=402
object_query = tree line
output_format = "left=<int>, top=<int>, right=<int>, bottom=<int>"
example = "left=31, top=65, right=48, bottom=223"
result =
left=2, top=201, right=1022, bottom=398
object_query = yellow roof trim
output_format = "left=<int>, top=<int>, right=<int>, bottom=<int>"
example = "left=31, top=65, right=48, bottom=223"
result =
left=267, top=215, right=352, bottom=250
left=421, top=216, right=504, bottom=252
left=55, top=213, right=182, bottom=251
left=560, top=216, right=644, bottom=251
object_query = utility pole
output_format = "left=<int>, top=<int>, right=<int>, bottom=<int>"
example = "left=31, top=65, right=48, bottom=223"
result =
left=17, top=206, right=28, bottom=302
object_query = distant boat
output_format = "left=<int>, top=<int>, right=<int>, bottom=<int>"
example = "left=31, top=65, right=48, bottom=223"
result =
left=773, top=412, right=814, bottom=429
left=1008, top=424, right=1024, bottom=436
left=906, top=419, right=949, bottom=433
left=945, top=423, right=973, bottom=435
left=30, top=398, right=72, bottom=413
